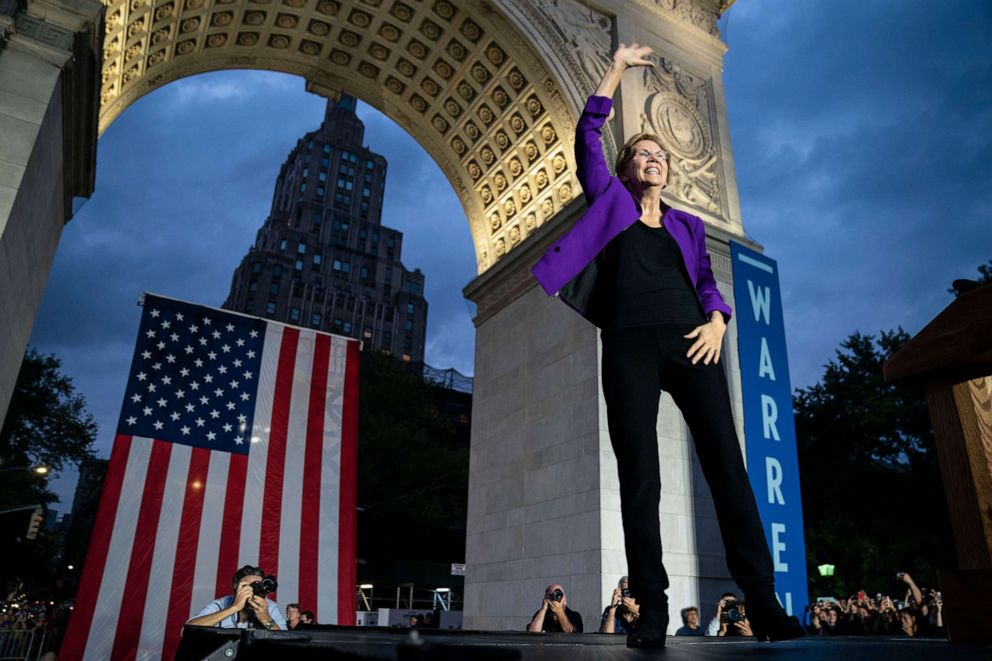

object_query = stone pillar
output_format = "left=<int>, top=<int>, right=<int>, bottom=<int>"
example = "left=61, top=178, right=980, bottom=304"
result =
left=0, top=0, right=101, bottom=420
left=463, top=0, right=759, bottom=633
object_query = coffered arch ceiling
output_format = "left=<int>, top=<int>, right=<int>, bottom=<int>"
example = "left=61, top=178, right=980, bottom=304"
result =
left=98, top=0, right=587, bottom=274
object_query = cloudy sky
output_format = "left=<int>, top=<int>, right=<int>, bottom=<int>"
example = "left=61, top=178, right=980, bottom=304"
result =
left=28, top=1, right=990, bottom=511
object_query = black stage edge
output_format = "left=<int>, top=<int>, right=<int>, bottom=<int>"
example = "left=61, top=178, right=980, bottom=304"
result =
left=176, top=625, right=992, bottom=660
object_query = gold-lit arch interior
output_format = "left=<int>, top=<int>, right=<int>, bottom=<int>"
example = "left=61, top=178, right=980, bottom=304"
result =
left=99, top=0, right=582, bottom=273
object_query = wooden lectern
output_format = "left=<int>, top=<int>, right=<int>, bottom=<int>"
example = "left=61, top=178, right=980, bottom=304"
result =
left=883, top=282, right=992, bottom=644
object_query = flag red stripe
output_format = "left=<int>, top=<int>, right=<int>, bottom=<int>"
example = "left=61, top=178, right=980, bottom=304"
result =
left=258, top=327, right=300, bottom=587
left=299, top=333, right=330, bottom=616
left=337, top=340, right=359, bottom=625
left=111, top=439, right=173, bottom=661
left=60, top=435, right=134, bottom=660
left=216, top=453, right=248, bottom=597
left=161, top=448, right=211, bottom=661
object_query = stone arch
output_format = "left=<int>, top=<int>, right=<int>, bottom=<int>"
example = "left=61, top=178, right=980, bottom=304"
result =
left=98, top=0, right=589, bottom=274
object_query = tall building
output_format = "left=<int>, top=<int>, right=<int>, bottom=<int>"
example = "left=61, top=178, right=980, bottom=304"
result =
left=224, top=95, right=428, bottom=363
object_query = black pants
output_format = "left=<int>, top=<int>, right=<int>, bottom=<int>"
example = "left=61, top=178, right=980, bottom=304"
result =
left=601, top=324, right=774, bottom=611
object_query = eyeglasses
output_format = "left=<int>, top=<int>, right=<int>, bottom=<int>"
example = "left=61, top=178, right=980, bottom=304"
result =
left=632, top=149, right=669, bottom=162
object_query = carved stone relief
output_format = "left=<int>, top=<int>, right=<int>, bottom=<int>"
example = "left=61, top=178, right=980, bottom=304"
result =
left=639, top=56, right=721, bottom=217
left=532, top=0, right=611, bottom=97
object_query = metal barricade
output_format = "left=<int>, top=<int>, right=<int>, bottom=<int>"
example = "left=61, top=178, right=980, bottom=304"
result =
left=0, top=630, right=61, bottom=661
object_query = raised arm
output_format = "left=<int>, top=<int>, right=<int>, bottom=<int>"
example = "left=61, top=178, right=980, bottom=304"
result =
left=595, top=43, right=654, bottom=99
left=576, top=44, right=656, bottom=202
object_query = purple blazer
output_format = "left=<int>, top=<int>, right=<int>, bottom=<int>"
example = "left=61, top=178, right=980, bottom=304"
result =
left=531, top=96, right=733, bottom=327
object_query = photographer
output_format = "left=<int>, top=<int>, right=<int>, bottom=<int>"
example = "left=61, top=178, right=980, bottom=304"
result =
left=600, top=576, right=640, bottom=634
left=186, top=565, right=286, bottom=630
left=705, top=592, right=738, bottom=636
left=717, top=600, right=753, bottom=637
left=527, top=584, right=583, bottom=633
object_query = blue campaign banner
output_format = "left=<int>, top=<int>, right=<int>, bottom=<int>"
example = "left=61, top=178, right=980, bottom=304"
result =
left=730, top=241, right=809, bottom=616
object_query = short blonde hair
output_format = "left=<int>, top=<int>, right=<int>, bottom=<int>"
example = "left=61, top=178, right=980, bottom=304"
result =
left=614, top=132, right=668, bottom=181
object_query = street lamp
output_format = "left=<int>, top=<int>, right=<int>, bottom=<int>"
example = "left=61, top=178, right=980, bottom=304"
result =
left=0, top=465, right=50, bottom=475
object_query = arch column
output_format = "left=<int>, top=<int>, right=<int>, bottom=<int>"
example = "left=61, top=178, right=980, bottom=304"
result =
left=0, top=0, right=101, bottom=418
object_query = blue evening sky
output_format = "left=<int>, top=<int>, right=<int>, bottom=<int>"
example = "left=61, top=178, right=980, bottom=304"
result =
left=27, top=1, right=991, bottom=511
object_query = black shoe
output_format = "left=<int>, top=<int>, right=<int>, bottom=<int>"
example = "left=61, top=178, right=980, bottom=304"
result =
left=745, top=589, right=806, bottom=642
left=627, top=610, right=668, bottom=648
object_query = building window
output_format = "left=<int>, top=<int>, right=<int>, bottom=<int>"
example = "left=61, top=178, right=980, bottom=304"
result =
left=266, top=301, right=277, bottom=315
left=252, top=262, right=261, bottom=274
left=302, top=168, right=309, bottom=178
left=311, top=313, right=322, bottom=327
left=323, top=144, right=331, bottom=154
left=295, top=259, right=304, bottom=271
left=342, top=321, right=352, bottom=333
left=307, top=140, right=313, bottom=150
left=290, top=307, right=301, bottom=322
left=360, top=266, right=370, bottom=280
left=362, top=186, right=371, bottom=198
left=313, top=212, right=322, bottom=230
left=270, top=283, right=279, bottom=295
left=313, top=253, right=322, bottom=266
left=272, top=265, right=282, bottom=277
left=249, top=280, right=258, bottom=292
left=280, top=239, right=287, bottom=251
left=333, top=259, right=351, bottom=273
left=316, top=186, right=325, bottom=198
left=300, top=182, right=306, bottom=192
left=388, top=237, right=396, bottom=249
left=297, top=242, right=307, bottom=254
left=360, top=202, right=369, bottom=216
left=318, top=171, right=327, bottom=182
left=407, top=303, right=415, bottom=314
left=372, top=231, right=380, bottom=243
left=404, top=320, right=414, bottom=332
left=321, top=157, right=329, bottom=168
left=366, top=159, right=375, bottom=170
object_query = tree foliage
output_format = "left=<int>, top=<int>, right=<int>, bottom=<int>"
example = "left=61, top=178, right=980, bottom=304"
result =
left=794, top=330, right=955, bottom=598
left=357, top=351, right=468, bottom=562
left=1, top=349, right=97, bottom=508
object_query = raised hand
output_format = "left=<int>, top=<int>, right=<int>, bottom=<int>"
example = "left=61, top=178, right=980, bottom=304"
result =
left=611, top=42, right=655, bottom=69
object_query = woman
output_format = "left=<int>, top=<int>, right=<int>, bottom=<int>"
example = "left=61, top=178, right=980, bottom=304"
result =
left=531, top=44, right=804, bottom=648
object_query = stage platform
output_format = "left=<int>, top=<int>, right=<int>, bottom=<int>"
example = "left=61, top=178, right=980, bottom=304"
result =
left=176, top=626, right=992, bottom=660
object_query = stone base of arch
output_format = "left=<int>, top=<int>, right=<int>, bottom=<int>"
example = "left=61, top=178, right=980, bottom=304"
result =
left=462, top=206, right=752, bottom=633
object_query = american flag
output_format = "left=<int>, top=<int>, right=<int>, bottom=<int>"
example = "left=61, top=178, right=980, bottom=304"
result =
left=61, top=293, right=359, bottom=660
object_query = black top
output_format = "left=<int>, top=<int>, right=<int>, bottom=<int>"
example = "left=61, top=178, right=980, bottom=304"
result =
left=597, top=221, right=706, bottom=328
left=537, top=607, right=584, bottom=633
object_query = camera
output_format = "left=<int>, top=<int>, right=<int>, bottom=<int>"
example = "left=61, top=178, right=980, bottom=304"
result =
left=252, top=575, right=278, bottom=598
left=549, top=589, right=564, bottom=602
left=621, top=588, right=631, bottom=598
left=720, top=599, right=744, bottom=623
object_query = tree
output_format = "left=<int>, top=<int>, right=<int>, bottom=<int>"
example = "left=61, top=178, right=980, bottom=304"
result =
left=794, top=330, right=955, bottom=598
left=357, top=351, right=469, bottom=563
left=1, top=349, right=97, bottom=475
left=1, top=349, right=97, bottom=591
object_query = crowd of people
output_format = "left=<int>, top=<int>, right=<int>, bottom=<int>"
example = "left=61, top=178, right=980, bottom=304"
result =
left=0, top=581, right=72, bottom=633
left=804, top=572, right=944, bottom=637
left=525, top=572, right=946, bottom=639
